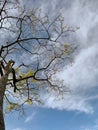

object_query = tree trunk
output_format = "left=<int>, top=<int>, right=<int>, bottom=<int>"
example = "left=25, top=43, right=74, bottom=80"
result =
left=0, top=94, right=5, bottom=130
left=0, top=78, right=6, bottom=130
left=0, top=89, right=5, bottom=130
left=0, top=60, right=15, bottom=130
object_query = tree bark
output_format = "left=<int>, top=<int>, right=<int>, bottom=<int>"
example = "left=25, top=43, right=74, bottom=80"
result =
left=0, top=77, right=7, bottom=130
left=0, top=99, right=5, bottom=130
left=0, top=88, right=5, bottom=130
left=0, top=60, right=15, bottom=130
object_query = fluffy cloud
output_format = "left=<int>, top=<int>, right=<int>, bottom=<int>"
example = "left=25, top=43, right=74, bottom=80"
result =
left=33, top=0, right=98, bottom=113
left=57, top=44, right=98, bottom=90
left=3, top=0, right=98, bottom=114
left=41, top=92, right=94, bottom=114
left=44, top=43, right=98, bottom=114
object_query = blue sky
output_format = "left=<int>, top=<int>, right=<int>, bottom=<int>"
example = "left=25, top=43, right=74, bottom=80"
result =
left=5, top=105, right=98, bottom=130
left=4, top=0, right=98, bottom=130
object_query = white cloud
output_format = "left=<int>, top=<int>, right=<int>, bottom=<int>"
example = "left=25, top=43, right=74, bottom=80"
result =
left=41, top=43, right=98, bottom=114
left=24, top=112, right=36, bottom=123
left=3, top=0, right=98, bottom=114
left=57, top=44, right=98, bottom=90
left=41, top=91, right=94, bottom=114
left=35, top=0, right=98, bottom=114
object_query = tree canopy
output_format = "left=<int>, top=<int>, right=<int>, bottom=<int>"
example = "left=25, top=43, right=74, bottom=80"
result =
left=0, top=0, right=77, bottom=130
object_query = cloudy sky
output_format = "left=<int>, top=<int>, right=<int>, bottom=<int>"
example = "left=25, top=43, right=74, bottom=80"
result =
left=5, top=0, right=98, bottom=130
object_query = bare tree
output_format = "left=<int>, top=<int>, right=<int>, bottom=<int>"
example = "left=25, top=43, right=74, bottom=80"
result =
left=0, top=0, right=76, bottom=130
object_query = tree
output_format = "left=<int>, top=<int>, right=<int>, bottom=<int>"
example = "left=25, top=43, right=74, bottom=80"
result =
left=0, top=0, right=76, bottom=130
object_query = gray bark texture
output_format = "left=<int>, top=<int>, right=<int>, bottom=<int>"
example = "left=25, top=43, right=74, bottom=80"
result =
left=0, top=84, right=6, bottom=130
left=0, top=60, right=14, bottom=130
